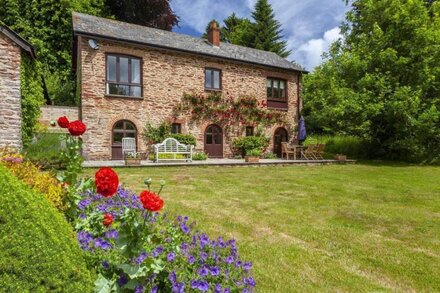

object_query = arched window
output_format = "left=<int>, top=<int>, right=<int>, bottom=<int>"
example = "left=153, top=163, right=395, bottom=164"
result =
left=111, top=120, right=137, bottom=159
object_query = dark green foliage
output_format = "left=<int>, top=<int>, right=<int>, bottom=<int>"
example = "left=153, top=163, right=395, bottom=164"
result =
left=0, top=165, right=94, bottom=292
left=105, top=0, right=179, bottom=30
left=303, top=0, right=440, bottom=163
left=20, top=54, right=44, bottom=147
left=168, top=133, right=197, bottom=146
left=250, top=0, right=290, bottom=58
left=304, top=135, right=371, bottom=159
left=222, top=13, right=254, bottom=47
left=232, top=136, right=269, bottom=157
left=24, top=132, right=67, bottom=170
left=142, top=121, right=171, bottom=144
left=0, top=0, right=107, bottom=105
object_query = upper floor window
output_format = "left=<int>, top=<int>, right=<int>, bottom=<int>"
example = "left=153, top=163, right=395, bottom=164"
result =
left=205, top=68, right=221, bottom=90
left=267, top=78, right=287, bottom=109
left=106, top=54, right=142, bottom=97
left=171, top=123, right=182, bottom=134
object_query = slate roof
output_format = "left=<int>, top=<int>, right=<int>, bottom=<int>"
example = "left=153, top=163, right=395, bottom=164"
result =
left=0, top=25, right=35, bottom=58
left=72, top=12, right=305, bottom=72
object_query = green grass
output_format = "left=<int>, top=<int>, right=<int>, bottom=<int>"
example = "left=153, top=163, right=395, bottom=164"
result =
left=0, top=165, right=94, bottom=292
left=84, top=163, right=440, bottom=292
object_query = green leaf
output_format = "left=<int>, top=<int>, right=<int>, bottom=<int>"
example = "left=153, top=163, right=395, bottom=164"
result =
left=95, top=274, right=112, bottom=293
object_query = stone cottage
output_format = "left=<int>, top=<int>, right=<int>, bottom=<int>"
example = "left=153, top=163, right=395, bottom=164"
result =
left=72, top=12, right=306, bottom=160
left=0, top=25, right=36, bottom=149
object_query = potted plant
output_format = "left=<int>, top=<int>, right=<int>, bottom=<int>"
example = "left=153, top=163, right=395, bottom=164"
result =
left=245, top=149, right=261, bottom=163
left=124, top=152, right=141, bottom=166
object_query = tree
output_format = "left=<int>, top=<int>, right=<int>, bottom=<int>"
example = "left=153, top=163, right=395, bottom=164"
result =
left=222, top=13, right=253, bottom=47
left=250, top=0, right=290, bottom=58
left=303, top=0, right=440, bottom=162
left=105, top=0, right=179, bottom=30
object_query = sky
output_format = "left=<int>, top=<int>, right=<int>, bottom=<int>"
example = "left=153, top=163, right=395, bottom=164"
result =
left=171, top=0, right=350, bottom=71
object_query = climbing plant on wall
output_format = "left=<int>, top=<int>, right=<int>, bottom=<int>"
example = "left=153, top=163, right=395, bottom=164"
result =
left=173, top=92, right=288, bottom=137
left=20, top=53, right=45, bottom=147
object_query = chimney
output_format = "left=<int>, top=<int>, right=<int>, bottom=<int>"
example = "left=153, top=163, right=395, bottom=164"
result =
left=208, top=21, right=220, bottom=47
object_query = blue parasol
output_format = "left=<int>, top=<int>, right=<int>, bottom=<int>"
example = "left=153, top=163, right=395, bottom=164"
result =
left=297, top=116, right=307, bottom=142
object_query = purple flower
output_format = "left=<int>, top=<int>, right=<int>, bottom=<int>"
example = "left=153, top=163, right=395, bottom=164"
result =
left=135, top=251, right=148, bottom=265
left=77, top=231, right=93, bottom=250
left=191, top=280, right=209, bottom=292
left=117, top=274, right=128, bottom=286
left=169, top=271, right=177, bottom=283
left=245, top=277, right=256, bottom=287
left=180, top=223, right=190, bottom=234
left=187, top=255, right=195, bottom=264
left=215, top=284, right=222, bottom=293
left=151, top=286, right=158, bottom=293
left=135, top=285, right=143, bottom=293
left=94, top=238, right=112, bottom=250
left=199, top=234, right=210, bottom=248
left=105, top=229, right=119, bottom=239
left=198, top=266, right=209, bottom=277
left=152, top=246, right=164, bottom=257
left=235, top=260, right=243, bottom=268
left=167, top=252, right=176, bottom=262
left=172, top=282, right=185, bottom=293
left=210, top=266, right=220, bottom=276
left=225, top=256, right=234, bottom=264
left=200, top=252, right=208, bottom=261
left=102, top=260, right=109, bottom=269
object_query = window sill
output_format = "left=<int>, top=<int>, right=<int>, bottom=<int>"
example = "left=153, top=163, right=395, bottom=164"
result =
left=267, top=107, right=288, bottom=112
left=204, top=88, right=222, bottom=93
left=105, top=94, right=144, bottom=100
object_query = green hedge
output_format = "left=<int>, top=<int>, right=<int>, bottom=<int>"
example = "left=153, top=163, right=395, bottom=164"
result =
left=0, top=165, right=94, bottom=292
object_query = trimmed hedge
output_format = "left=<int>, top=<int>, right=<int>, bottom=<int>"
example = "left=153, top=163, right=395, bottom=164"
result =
left=0, top=165, right=94, bottom=292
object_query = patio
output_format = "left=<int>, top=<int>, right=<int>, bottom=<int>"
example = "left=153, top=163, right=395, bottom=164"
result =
left=82, top=158, right=355, bottom=168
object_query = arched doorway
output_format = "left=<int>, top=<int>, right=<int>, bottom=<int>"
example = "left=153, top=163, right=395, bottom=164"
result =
left=112, top=120, right=137, bottom=160
left=204, top=124, right=223, bottom=158
left=273, top=127, right=288, bottom=158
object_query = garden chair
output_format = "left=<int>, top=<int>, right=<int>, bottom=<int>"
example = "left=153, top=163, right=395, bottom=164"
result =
left=122, top=137, right=136, bottom=157
left=301, top=144, right=317, bottom=160
left=314, top=144, right=325, bottom=160
left=281, top=142, right=295, bottom=160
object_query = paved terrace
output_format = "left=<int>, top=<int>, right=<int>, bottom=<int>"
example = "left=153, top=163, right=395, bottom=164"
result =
left=83, top=159, right=356, bottom=168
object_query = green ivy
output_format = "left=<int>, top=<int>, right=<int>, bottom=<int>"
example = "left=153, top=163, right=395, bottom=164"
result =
left=20, top=54, right=44, bottom=147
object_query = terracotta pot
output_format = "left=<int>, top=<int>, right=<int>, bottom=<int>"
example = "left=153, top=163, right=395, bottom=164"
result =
left=245, top=156, right=260, bottom=163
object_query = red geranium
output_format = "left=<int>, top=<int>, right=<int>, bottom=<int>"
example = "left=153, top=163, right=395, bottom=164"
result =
left=57, top=116, right=70, bottom=128
left=103, top=214, right=113, bottom=227
left=68, top=120, right=87, bottom=136
left=95, top=167, right=119, bottom=197
left=139, top=190, right=164, bottom=212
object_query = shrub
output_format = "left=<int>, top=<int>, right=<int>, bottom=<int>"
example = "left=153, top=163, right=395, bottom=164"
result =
left=246, top=149, right=261, bottom=157
left=24, top=132, right=67, bottom=169
left=232, top=136, right=269, bottom=157
left=0, top=165, right=94, bottom=292
left=304, top=135, right=370, bottom=159
left=143, top=121, right=171, bottom=145
left=148, top=153, right=188, bottom=160
left=193, top=152, right=208, bottom=161
left=0, top=147, right=65, bottom=211
left=74, top=170, right=256, bottom=292
left=168, top=133, right=197, bottom=146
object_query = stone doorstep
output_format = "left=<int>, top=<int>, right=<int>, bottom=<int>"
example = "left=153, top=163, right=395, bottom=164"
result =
left=82, top=159, right=356, bottom=168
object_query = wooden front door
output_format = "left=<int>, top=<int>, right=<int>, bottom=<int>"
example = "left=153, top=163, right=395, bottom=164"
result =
left=274, top=127, right=288, bottom=158
left=204, top=124, right=223, bottom=158
left=112, top=120, right=137, bottom=160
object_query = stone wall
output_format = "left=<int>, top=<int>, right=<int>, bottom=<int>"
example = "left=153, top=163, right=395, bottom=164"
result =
left=79, top=37, right=301, bottom=160
left=0, top=33, right=22, bottom=149
left=39, top=105, right=79, bottom=131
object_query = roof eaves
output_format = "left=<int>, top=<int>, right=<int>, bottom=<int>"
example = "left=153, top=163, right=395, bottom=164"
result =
left=0, top=26, right=36, bottom=59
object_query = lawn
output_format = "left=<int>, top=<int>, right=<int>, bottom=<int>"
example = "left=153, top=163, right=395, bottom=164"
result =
left=84, top=163, right=440, bottom=292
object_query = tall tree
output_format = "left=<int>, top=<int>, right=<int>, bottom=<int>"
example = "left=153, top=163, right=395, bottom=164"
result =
left=222, top=13, right=253, bottom=47
left=251, top=0, right=290, bottom=58
left=303, top=0, right=440, bottom=162
left=105, top=0, right=179, bottom=30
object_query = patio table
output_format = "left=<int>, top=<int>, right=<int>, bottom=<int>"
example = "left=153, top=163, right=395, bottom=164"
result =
left=290, top=145, right=306, bottom=160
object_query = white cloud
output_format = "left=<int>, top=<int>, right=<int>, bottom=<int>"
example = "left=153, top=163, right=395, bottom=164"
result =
left=293, top=27, right=342, bottom=70
left=171, top=0, right=349, bottom=70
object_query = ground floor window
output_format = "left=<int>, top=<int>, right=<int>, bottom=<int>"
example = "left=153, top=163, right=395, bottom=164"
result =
left=171, top=123, right=182, bottom=134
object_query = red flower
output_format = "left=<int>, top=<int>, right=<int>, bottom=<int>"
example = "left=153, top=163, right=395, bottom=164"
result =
left=57, top=116, right=70, bottom=128
left=95, top=167, right=119, bottom=197
left=68, top=120, right=87, bottom=136
left=139, top=190, right=164, bottom=212
left=103, top=214, right=113, bottom=227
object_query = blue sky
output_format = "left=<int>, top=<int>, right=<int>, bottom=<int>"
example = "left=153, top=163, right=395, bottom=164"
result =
left=171, top=0, right=350, bottom=71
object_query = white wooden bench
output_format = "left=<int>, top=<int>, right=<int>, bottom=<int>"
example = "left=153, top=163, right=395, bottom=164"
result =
left=153, top=138, right=193, bottom=162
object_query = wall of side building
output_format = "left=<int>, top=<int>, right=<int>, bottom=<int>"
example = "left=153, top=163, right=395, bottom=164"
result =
left=78, top=37, right=300, bottom=160
left=0, top=33, right=22, bottom=149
